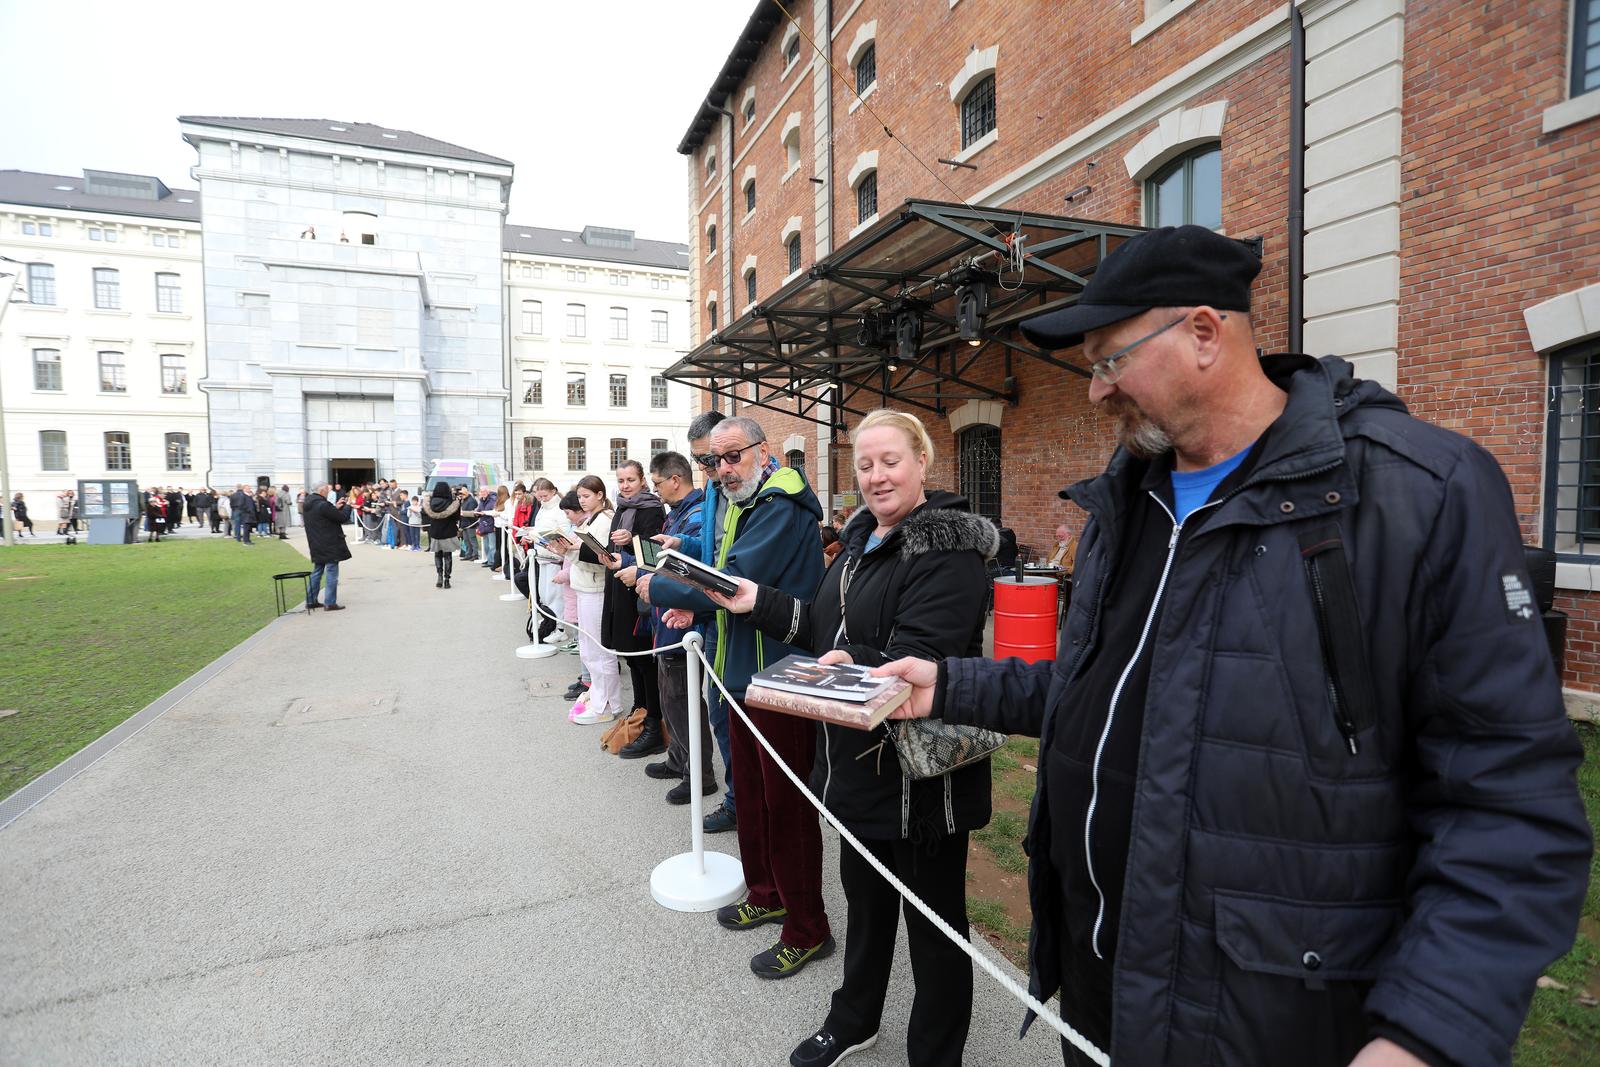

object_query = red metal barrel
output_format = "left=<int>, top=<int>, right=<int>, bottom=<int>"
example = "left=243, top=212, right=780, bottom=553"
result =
left=993, top=576, right=1059, bottom=662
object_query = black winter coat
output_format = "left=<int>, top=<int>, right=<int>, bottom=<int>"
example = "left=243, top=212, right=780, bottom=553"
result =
left=939, top=356, right=1592, bottom=1067
left=300, top=493, right=351, bottom=566
left=231, top=490, right=257, bottom=523
left=603, top=497, right=665, bottom=652
left=422, top=496, right=460, bottom=541
left=750, top=491, right=998, bottom=840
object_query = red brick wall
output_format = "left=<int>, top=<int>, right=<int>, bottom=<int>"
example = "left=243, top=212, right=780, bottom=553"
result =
left=1397, top=0, right=1600, bottom=688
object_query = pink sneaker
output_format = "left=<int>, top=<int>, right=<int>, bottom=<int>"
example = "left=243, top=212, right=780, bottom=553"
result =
left=568, top=697, right=587, bottom=722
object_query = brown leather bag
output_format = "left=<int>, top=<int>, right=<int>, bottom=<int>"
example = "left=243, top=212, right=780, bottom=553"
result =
left=600, top=708, right=647, bottom=754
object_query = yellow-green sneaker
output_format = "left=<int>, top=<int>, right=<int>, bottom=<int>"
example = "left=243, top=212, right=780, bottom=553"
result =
left=751, top=936, right=835, bottom=980
left=716, top=899, right=788, bottom=931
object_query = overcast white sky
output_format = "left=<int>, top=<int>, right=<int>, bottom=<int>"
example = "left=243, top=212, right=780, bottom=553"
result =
left=0, top=0, right=755, bottom=243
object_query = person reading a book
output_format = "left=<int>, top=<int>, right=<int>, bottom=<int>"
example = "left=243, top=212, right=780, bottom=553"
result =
left=596, top=460, right=668, bottom=758
left=640, top=416, right=831, bottom=981
left=866, top=226, right=1591, bottom=1067
left=567, top=476, right=621, bottom=726
left=707, top=409, right=999, bottom=1067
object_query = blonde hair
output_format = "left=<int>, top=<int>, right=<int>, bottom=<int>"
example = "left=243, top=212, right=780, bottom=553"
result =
left=851, top=409, right=935, bottom=468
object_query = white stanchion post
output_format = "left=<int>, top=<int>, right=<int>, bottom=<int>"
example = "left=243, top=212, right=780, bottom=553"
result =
left=516, top=560, right=558, bottom=659
left=651, top=631, right=745, bottom=911
left=498, top=529, right=523, bottom=601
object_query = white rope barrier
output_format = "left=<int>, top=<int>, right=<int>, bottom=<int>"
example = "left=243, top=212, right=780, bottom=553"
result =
left=524, top=592, right=1109, bottom=1064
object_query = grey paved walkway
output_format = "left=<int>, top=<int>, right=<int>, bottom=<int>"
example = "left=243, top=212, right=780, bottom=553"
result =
left=0, top=532, right=1062, bottom=1066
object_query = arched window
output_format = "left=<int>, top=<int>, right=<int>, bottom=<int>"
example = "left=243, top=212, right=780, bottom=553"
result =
left=708, top=301, right=719, bottom=330
left=784, top=126, right=802, bottom=170
left=744, top=178, right=756, bottom=215
left=707, top=223, right=717, bottom=253
left=522, top=299, right=542, bottom=334
left=784, top=33, right=801, bottom=70
left=745, top=269, right=758, bottom=305
left=609, top=306, right=628, bottom=341
left=960, top=75, right=996, bottom=149
left=786, top=448, right=805, bottom=471
left=787, top=234, right=802, bottom=275
left=522, top=369, right=543, bottom=405
left=856, top=171, right=878, bottom=226
left=958, top=424, right=1002, bottom=525
left=1146, top=144, right=1222, bottom=230
left=565, top=303, right=586, bottom=337
left=855, top=44, right=876, bottom=94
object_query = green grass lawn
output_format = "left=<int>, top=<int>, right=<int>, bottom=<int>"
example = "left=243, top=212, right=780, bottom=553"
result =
left=0, top=537, right=306, bottom=799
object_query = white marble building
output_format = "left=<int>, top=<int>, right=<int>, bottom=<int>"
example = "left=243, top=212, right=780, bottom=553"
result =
left=0, top=170, right=208, bottom=498
left=179, top=117, right=515, bottom=490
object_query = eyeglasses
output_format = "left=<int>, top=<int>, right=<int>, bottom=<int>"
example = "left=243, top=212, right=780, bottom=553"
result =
left=705, top=442, right=763, bottom=468
left=1086, top=313, right=1225, bottom=385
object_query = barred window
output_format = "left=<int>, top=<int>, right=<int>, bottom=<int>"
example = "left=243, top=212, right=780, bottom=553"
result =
left=787, top=448, right=805, bottom=471
left=523, top=436, right=544, bottom=472
left=161, top=353, right=187, bottom=394
left=567, top=437, right=586, bottom=470
left=651, top=310, right=669, bottom=344
left=105, top=431, right=132, bottom=470
left=40, top=430, right=68, bottom=471
left=609, top=438, right=628, bottom=469
left=165, top=432, right=191, bottom=471
left=787, top=234, right=802, bottom=275
left=784, top=34, right=801, bottom=69
left=567, top=371, right=587, bottom=406
left=566, top=303, right=586, bottom=337
left=99, top=351, right=126, bottom=393
left=707, top=224, right=717, bottom=253
left=651, top=375, right=669, bottom=409
left=745, top=270, right=757, bottom=305
left=522, top=369, right=543, bottom=405
left=33, top=348, right=61, bottom=391
left=522, top=299, right=543, bottom=334
left=610, top=373, right=628, bottom=408
left=744, top=179, right=756, bottom=215
left=742, top=96, right=756, bottom=124
left=1547, top=341, right=1600, bottom=557
left=94, top=267, right=121, bottom=309
left=957, top=423, right=1002, bottom=526
left=156, top=272, right=182, bottom=313
left=856, top=171, right=878, bottom=225
left=609, top=306, right=628, bottom=341
left=27, top=263, right=55, bottom=305
left=960, top=74, right=996, bottom=149
left=855, top=44, right=876, bottom=95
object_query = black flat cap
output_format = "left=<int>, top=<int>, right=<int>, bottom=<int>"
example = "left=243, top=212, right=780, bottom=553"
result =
left=1019, top=225, right=1261, bottom=350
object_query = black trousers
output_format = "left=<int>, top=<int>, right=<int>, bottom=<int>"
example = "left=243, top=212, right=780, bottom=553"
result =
left=826, top=831, right=973, bottom=1067
left=626, top=652, right=661, bottom=722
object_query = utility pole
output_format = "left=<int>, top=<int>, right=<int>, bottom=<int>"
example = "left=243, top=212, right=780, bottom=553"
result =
left=0, top=256, right=23, bottom=547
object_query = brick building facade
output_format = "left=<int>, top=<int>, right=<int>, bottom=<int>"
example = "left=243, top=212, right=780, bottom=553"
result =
left=674, top=0, right=1600, bottom=689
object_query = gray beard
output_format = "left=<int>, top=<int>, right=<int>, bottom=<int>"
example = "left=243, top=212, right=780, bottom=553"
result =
left=724, top=478, right=760, bottom=504
left=1120, top=415, right=1174, bottom=459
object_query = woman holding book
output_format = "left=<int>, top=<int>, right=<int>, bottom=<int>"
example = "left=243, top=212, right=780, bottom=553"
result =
left=568, top=476, right=621, bottom=725
left=710, top=409, right=998, bottom=1067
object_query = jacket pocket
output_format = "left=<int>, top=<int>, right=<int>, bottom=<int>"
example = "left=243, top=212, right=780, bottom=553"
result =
left=1208, top=892, right=1400, bottom=1066
left=1297, top=523, right=1378, bottom=758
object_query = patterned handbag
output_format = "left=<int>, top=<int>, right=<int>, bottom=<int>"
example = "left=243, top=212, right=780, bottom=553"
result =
left=838, top=552, right=1006, bottom=780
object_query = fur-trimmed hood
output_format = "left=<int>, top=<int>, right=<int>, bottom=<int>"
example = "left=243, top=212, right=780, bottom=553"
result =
left=422, top=497, right=460, bottom=520
left=842, top=490, right=1000, bottom=560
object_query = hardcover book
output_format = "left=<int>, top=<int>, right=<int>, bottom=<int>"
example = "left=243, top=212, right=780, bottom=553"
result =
left=642, top=547, right=739, bottom=597
left=744, top=655, right=912, bottom=730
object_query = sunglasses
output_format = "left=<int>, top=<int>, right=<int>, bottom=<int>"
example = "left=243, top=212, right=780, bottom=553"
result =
left=701, top=443, right=764, bottom=468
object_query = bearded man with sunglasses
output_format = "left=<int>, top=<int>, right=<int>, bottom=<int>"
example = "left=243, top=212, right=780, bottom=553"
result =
left=876, top=225, right=1590, bottom=1067
left=645, top=414, right=833, bottom=980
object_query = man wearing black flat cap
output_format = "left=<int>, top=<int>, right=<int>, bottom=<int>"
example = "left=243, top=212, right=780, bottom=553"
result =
left=878, top=225, right=1590, bottom=1067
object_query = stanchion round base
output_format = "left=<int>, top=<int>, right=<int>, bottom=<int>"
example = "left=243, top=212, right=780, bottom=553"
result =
left=515, top=643, right=558, bottom=659
left=498, top=591, right=524, bottom=601
left=650, top=851, right=746, bottom=912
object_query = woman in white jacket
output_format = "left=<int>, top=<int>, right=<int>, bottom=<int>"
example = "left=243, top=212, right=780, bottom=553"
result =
left=568, top=475, right=619, bottom=725
left=528, top=478, right=569, bottom=644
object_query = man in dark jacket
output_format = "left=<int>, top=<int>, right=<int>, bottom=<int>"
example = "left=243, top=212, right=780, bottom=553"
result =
left=879, top=226, right=1592, bottom=1067
left=229, top=484, right=256, bottom=544
left=301, top=483, right=351, bottom=611
left=642, top=416, right=831, bottom=979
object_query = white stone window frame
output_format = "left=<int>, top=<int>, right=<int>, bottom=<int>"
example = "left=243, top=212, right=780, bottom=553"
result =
left=704, top=215, right=720, bottom=262
left=948, top=398, right=1004, bottom=432
left=741, top=86, right=757, bottom=129
left=1123, top=101, right=1229, bottom=195
left=704, top=146, right=718, bottom=187
left=741, top=165, right=758, bottom=225
left=705, top=289, right=720, bottom=335
left=1527, top=281, right=1600, bottom=588
left=1545, top=0, right=1600, bottom=133
left=779, top=22, right=803, bottom=78
left=781, top=112, right=805, bottom=183
left=847, top=21, right=878, bottom=114
left=781, top=216, right=805, bottom=284
left=741, top=255, right=759, bottom=316
left=949, top=45, right=1000, bottom=163
left=847, top=151, right=880, bottom=239
left=1133, top=0, right=1205, bottom=45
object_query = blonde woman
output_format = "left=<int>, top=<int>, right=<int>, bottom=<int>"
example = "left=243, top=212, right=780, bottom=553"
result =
left=568, top=475, right=619, bottom=725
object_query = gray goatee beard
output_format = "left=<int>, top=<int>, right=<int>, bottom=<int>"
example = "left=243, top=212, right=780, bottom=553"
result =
left=724, top=478, right=759, bottom=504
left=1120, top=414, right=1174, bottom=459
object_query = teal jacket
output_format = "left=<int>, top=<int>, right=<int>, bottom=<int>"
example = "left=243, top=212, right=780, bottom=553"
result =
left=649, top=466, right=823, bottom=696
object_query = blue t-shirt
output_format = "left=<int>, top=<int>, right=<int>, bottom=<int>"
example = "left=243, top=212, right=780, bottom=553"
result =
left=1170, top=444, right=1253, bottom=524
left=865, top=531, right=885, bottom=553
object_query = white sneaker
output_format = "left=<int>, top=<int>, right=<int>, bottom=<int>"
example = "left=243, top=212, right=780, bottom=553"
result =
left=571, top=703, right=615, bottom=726
left=542, top=631, right=567, bottom=645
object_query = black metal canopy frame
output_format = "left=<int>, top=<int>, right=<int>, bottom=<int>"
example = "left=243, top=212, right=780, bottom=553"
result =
left=664, top=200, right=1147, bottom=429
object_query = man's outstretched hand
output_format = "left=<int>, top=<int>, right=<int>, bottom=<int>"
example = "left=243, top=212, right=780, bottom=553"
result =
left=870, top=656, right=937, bottom=718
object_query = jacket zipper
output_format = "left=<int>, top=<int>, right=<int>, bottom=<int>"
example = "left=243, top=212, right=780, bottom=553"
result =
left=1083, top=492, right=1215, bottom=960
left=1304, top=552, right=1361, bottom=755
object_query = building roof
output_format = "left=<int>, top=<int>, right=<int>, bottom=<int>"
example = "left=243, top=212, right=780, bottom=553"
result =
left=178, top=116, right=513, bottom=168
left=502, top=224, right=689, bottom=271
left=677, top=0, right=786, bottom=155
left=0, top=169, right=200, bottom=221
